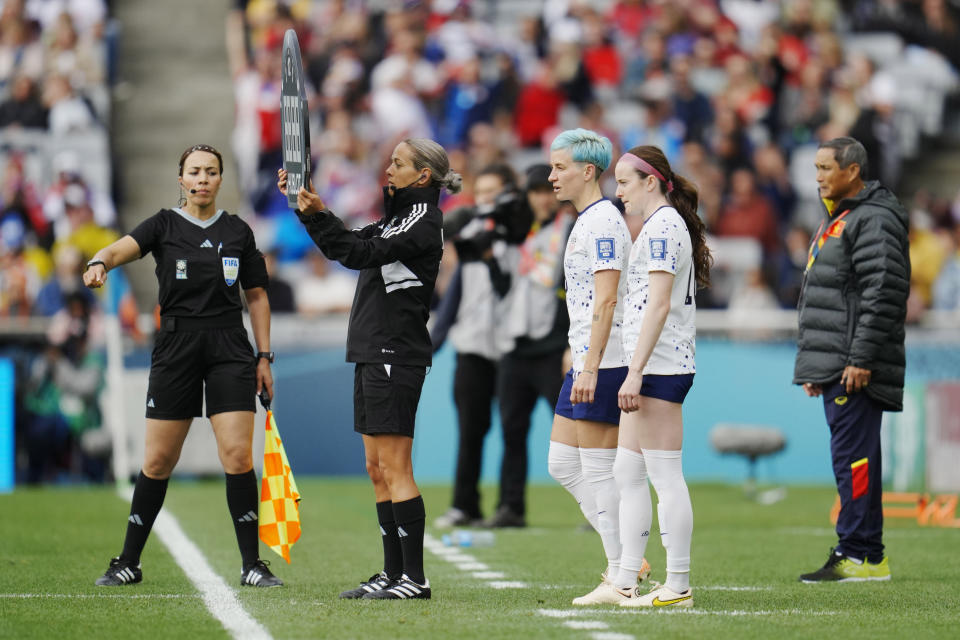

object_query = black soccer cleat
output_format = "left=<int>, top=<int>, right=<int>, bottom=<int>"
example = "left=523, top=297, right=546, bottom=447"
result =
left=362, top=574, right=431, bottom=600
left=95, top=557, right=142, bottom=586
left=339, top=571, right=393, bottom=599
left=481, top=505, right=527, bottom=528
left=799, top=548, right=870, bottom=583
left=241, top=559, right=283, bottom=587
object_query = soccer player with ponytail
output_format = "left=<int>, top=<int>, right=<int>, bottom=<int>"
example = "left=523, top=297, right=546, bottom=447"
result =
left=607, top=145, right=711, bottom=607
left=280, top=138, right=462, bottom=600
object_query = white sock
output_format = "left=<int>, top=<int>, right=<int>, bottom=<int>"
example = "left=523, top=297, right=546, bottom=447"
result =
left=666, top=571, right=690, bottom=593
left=644, top=448, right=692, bottom=592
left=612, top=447, right=650, bottom=589
left=581, top=447, right=621, bottom=575
left=548, top=441, right=599, bottom=530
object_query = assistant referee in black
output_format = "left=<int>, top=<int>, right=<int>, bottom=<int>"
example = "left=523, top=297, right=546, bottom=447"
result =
left=278, top=138, right=461, bottom=600
left=84, top=143, right=282, bottom=588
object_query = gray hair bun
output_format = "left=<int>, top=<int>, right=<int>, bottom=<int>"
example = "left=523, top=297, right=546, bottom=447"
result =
left=442, top=170, right=463, bottom=194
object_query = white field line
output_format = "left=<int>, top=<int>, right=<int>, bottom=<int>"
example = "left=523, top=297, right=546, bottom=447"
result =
left=443, top=553, right=479, bottom=563
left=1, top=593, right=198, bottom=599
left=489, top=581, right=528, bottom=589
left=424, top=534, right=494, bottom=574
left=423, top=538, right=637, bottom=640
left=120, top=488, right=272, bottom=640
left=538, top=609, right=580, bottom=618
left=539, top=607, right=841, bottom=618
left=564, top=620, right=609, bottom=630
left=696, top=585, right=773, bottom=591
left=612, top=608, right=841, bottom=617
left=615, top=609, right=841, bottom=617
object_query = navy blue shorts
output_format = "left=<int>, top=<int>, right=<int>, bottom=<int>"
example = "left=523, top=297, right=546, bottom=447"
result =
left=554, top=367, right=627, bottom=426
left=641, top=373, right=695, bottom=404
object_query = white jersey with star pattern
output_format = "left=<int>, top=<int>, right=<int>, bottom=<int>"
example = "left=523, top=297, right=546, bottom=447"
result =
left=622, top=206, right=696, bottom=375
left=563, top=198, right=631, bottom=372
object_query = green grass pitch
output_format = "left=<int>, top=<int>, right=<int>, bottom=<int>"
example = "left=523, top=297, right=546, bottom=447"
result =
left=2, top=480, right=958, bottom=639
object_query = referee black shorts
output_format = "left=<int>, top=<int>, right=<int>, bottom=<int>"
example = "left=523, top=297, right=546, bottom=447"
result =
left=354, top=362, right=426, bottom=437
left=146, top=323, right=256, bottom=420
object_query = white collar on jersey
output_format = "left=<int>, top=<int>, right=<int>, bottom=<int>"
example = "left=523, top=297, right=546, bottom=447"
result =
left=173, top=207, right=224, bottom=228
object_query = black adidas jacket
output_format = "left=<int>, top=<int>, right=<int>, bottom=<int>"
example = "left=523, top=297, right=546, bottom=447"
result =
left=296, top=184, right=444, bottom=366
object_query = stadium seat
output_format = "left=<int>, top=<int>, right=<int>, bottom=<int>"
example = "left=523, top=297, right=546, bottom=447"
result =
left=710, top=423, right=787, bottom=502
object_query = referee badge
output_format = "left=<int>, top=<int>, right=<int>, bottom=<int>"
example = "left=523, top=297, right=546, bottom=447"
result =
left=176, top=259, right=187, bottom=280
left=222, top=257, right=240, bottom=286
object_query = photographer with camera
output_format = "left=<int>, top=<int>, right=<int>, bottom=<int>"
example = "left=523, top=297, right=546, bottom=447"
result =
left=484, top=164, right=575, bottom=528
left=432, top=164, right=531, bottom=528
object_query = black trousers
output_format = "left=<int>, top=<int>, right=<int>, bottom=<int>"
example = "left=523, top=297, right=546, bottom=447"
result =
left=452, top=353, right=498, bottom=518
left=823, top=382, right=884, bottom=562
left=496, top=350, right=565, bottom=516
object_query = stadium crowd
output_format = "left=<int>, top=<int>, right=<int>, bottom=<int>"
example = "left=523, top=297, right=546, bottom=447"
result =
left=0, top=0, right=120, bottom=483
left=228, top=0, right=960, bottom=315
left=3, top=0, right=960, bottom=484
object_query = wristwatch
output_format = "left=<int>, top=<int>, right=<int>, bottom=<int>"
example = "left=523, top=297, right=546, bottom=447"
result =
left=257, top=351, right=275, bottom=363
left=86, top=259, right=105, bottom=270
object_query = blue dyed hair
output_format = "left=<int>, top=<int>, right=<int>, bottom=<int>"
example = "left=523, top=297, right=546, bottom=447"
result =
left=550, top=128, right=613, bottom=179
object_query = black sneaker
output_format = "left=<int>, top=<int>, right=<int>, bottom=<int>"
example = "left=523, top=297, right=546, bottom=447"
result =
left=362, top=574, right=431, bottom=600
left=339, top=572, right=392, bottom=599
left=482, top=505, right=526, bottom=528
left=241, top=559, right=283, bottom=587
left=95, top=557, right=142, bottom=586
left=799, top=548, right=870, bottom=583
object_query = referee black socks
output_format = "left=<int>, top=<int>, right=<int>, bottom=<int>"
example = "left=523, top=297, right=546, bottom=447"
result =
left=377, top=500, right=403, bottom=580
left=392, top=495, right=426, bottom=584
left=226, top=469, right=260, bottom=567
left=120, top=471, right=169, bottom=564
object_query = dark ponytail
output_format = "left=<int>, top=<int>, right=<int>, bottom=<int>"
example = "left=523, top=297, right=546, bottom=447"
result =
left=625, top=146, right=713, bottom=289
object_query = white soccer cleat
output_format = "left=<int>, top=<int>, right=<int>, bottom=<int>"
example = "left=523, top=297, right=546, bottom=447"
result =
left=620, top=584, right=693, bottom=608
left=571, top=581, right=633, bottom=605
left=572, top=558, right=652, bottom=606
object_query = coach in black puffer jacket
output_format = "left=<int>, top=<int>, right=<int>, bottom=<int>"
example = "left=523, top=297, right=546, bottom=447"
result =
left=793, top=179, right=910, bottom=410
left=795, top=137, right=909, bottom=584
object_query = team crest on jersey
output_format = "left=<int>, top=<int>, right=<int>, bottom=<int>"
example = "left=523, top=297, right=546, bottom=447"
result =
left=650, top=238, right=667, bottom=260
left=176, top=259, right=187, bottom=279
left=222, top=257, right=239, bottom=286
left=596, top=237, right=615, bottom=260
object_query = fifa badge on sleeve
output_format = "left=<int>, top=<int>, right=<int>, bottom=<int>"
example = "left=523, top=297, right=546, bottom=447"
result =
left=596, top=237, right=615, bottom=260
left=650, top=238, right=667, bottom=260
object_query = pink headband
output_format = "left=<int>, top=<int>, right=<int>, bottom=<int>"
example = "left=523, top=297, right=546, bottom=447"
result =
left=618, top=153, right=673, bottom=193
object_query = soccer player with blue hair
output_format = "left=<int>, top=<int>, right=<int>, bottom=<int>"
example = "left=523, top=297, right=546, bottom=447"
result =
left=545, top=129, right=650, bottom=604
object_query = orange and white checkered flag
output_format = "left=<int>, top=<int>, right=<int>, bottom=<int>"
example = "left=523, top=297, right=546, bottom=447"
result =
left=259, top=408, right=301, bottom=563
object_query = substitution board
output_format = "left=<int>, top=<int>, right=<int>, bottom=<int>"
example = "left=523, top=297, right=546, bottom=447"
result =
left=281, top=28, right=310, bottom=208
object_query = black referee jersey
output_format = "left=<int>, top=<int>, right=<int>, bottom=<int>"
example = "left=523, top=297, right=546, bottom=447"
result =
left=129, top=208, right=268, bottom=317
left=296, top=184, right=443, bottom=367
